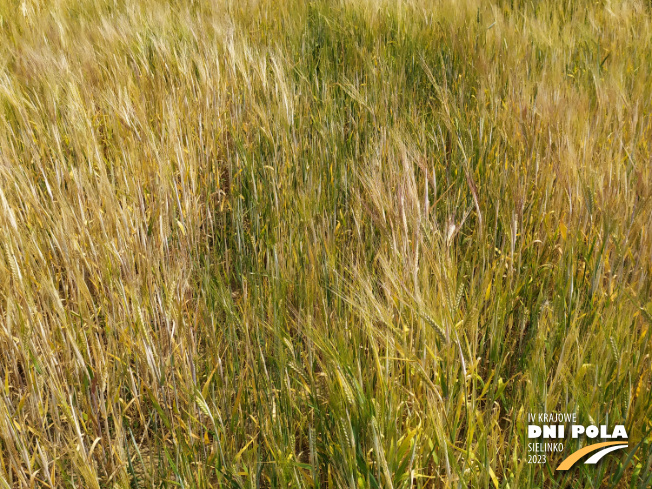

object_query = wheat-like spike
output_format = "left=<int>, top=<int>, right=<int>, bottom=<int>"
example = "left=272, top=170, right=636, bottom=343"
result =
left=640, top=307, right=652, bottom=327
left=455, top=282, right=465, bottom=310
left=421, top=312, right=448, bottom=343
left=609, top=336, right=619, bottom=361
left=444, top=278, right=454, bottom=317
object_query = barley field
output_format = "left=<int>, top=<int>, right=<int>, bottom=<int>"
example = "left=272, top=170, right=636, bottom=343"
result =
left=0, top=0, right=651, bottom=487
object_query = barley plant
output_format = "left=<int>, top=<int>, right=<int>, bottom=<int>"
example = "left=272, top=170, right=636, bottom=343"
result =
left=0, top=0, right=651, bottom=487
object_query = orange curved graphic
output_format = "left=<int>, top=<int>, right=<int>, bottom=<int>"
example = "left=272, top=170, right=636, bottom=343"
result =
left=556, top=442, right=628, bottom=471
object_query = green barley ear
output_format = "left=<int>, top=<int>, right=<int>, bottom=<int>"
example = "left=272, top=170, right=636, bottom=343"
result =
left=609, top=336, right=619, bottom=361
left=444, top=278, right=455, bottom=316
left=421, top=312, right=448, bottom=343
left=337, top=369, right=355, bottom=407
left=455, top=282, right=465, bottom=310
left=641, top=306, right=652, bottom=327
